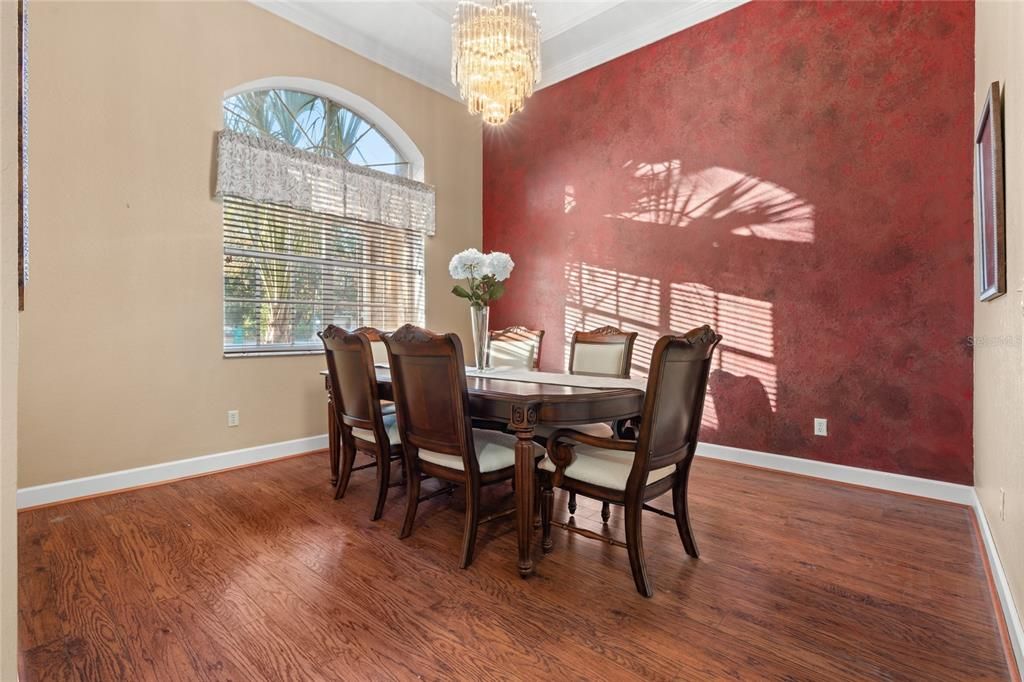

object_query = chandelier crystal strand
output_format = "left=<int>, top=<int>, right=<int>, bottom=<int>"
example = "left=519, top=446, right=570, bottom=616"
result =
left=451, top=0, right=541, bottom=125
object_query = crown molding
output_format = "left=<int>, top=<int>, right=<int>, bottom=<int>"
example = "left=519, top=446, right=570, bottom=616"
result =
left=251, top=0, right=461, bottom=100
left=413, top=1, right=626, bottom=41
left=415, top=0, right=453, bottom=23
left=542, top=2, right=625, bottom=40
left=539, top=0, right=749, bottom=89
left=251, top=0, right=749, bottom=103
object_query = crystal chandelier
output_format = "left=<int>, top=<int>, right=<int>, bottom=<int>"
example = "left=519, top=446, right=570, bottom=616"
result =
left=451, top=0, right=541, bottom=125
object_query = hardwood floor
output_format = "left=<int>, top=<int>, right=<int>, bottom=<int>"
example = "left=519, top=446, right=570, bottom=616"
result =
left=18, top=451, right=1017, bottom=681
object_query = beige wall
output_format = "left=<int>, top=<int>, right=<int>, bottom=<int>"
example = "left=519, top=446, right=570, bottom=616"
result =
left=974, top=0, right=1024, bottom=659
left=1, top=0, right=19, bottom=675
left=19, top=1, right=481, bottom=487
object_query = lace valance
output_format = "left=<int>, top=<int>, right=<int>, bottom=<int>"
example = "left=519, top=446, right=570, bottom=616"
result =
left=215, top=130, right=436, bottom=236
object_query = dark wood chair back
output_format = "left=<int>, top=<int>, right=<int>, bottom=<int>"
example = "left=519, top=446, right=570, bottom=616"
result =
left=383, top=325, right=477, bottom=474
left=633, top=326, right=721, bottom=478
left=487, top=326, right=545, bottom=369
left=569, top=326, right=639, bottom=378
left=353, top=326, right=390, bottom=366
left=318, top=325, right=385, bottom=439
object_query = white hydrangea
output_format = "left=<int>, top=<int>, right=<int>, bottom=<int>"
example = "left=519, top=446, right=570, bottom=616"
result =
left=484, top=251, right=515, bottom=281
left=449, top=248, right=487, bottom=280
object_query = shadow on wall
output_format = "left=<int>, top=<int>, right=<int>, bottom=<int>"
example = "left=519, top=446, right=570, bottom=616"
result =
left=559, top=163, right=809, bottom=453
left=604, top=162, right=815, bottom=243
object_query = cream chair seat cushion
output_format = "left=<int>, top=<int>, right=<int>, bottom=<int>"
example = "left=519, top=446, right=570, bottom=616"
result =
left=351, top=412, right=401, bottom=445
left=539, top=445, right=675, bottom=491
left=532, top=422, right=614, bottom=440
left=419, top=429, right=527, bottom=473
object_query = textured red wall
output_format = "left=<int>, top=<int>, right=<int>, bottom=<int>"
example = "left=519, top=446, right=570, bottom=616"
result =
left=483, top=1, right=975, bottom=483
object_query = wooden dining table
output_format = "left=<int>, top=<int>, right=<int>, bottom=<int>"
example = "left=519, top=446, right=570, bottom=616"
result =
left=322, top=367, right=646, bottom=577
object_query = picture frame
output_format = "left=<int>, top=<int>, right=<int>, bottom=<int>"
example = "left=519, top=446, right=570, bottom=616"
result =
left=17, top=0, right=28, bottom=310
left=975, top=81, right=1006, bottom=302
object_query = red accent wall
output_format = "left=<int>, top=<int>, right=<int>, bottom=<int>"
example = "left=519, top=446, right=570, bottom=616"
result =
left=483, top=1, right=975, bottom=483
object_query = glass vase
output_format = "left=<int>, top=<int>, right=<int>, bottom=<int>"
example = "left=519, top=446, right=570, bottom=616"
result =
left=470, top=305, right=489, bottom=370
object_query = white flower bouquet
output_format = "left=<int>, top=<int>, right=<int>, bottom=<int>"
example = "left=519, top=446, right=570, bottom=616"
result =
left=449, top=249, right=515, bottom=308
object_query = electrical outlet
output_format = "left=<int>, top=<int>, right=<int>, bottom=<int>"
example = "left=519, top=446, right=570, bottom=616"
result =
left=1000, top=488, right=1006, bottom=521
left=227, top=410, right=240, bottom=428
left=814, top=418, right=828, bottom=437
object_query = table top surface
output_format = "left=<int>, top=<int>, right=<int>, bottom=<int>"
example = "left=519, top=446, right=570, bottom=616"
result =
left=321, top=367, right=645, bottom=402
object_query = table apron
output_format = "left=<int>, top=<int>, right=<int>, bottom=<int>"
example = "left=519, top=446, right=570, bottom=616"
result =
left=469, top=393, right=642, bottom=428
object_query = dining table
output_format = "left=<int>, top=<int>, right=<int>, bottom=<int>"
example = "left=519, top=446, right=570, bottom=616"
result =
left=321, top=366, right=646, bottom=577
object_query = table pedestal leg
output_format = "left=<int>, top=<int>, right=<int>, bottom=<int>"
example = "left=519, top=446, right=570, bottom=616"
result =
left=511, top=401, right=539, bottom=578
left=515, top=428, right=535, bottom=577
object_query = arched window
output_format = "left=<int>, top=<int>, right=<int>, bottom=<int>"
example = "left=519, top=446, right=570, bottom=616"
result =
left=221, top=82, right=428, bottom=356
left=223, top=88, right=410, bottom=177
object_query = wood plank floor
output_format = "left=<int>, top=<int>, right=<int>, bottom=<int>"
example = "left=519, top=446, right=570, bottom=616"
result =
left=18, top=451, right=1016, bottom=681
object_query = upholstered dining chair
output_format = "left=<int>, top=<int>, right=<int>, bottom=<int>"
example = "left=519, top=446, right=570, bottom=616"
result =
left=569, top=325, right=639, bottom=378
left=538, top=325, right=640, bottom=520
left=355, top=326, right=391, bottom=367
left=384, top=324, right=529, bottom=568
left=539, top=326, right=721, bottom=597
left=352, top=325, right=396, bottom=416
left=487, top=326, right=545, bottom=370
left=319, top=326, right=403, bottom=521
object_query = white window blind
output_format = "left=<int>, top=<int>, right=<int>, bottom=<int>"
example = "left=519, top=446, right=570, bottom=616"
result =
left=223, top=197, right=424, bottom=355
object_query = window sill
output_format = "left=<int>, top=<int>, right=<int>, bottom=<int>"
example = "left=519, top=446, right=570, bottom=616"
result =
left=223, top=349, right=323, bottom=359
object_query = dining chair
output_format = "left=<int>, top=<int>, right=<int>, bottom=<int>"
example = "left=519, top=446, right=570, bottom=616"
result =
left=538, top=325, right=721, bottom=597
left=569, top=325, right=638, bottom=378
left=355, top=326, right=391, bottom=367
left=384, top=324, right=529, bottom=568
left=352, top=325, right=396, bottom=415
left=473, top=325, right=545, bottom=433
left=487, top=326, right=545, bottom=370
left=319, top=325, right=403, bottom=521
left=540, top=325, right=640, bottom=520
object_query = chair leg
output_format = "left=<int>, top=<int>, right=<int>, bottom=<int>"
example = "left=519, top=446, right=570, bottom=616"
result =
left=399, top=461, right=421, bottom=539
left=568, top=491, right=577, bottom=515
left=459, top=482, right=480, bottom=569
left=541, top=485, right=554, bottom=553
left=533, top=478, right=542, bottom=529
left=334, top=437, right=356, bottom=500
left=624, top=501, right=653, bottom=597
left=673, top=458, right=700, bottom=558
left=371, top=449, right=390, bottom=522
left=328, top=405, right=340, bottom=486
left=601, top=501, right=611, bottom=524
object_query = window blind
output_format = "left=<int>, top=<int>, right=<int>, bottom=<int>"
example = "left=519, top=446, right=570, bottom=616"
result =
left=223, top=197, right=424, bottom=355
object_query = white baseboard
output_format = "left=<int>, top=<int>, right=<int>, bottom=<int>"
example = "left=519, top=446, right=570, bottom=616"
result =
left=17, top=438, right=974, bottom=509
left=16, top=434, right=328, bottom=510
left=695, top=442, right=976, bottom=505
left=972, top=491, right=1024, bottom=674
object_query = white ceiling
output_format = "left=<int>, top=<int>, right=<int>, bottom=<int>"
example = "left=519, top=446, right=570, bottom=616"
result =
left=251, top=0, right=747, bottom=100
